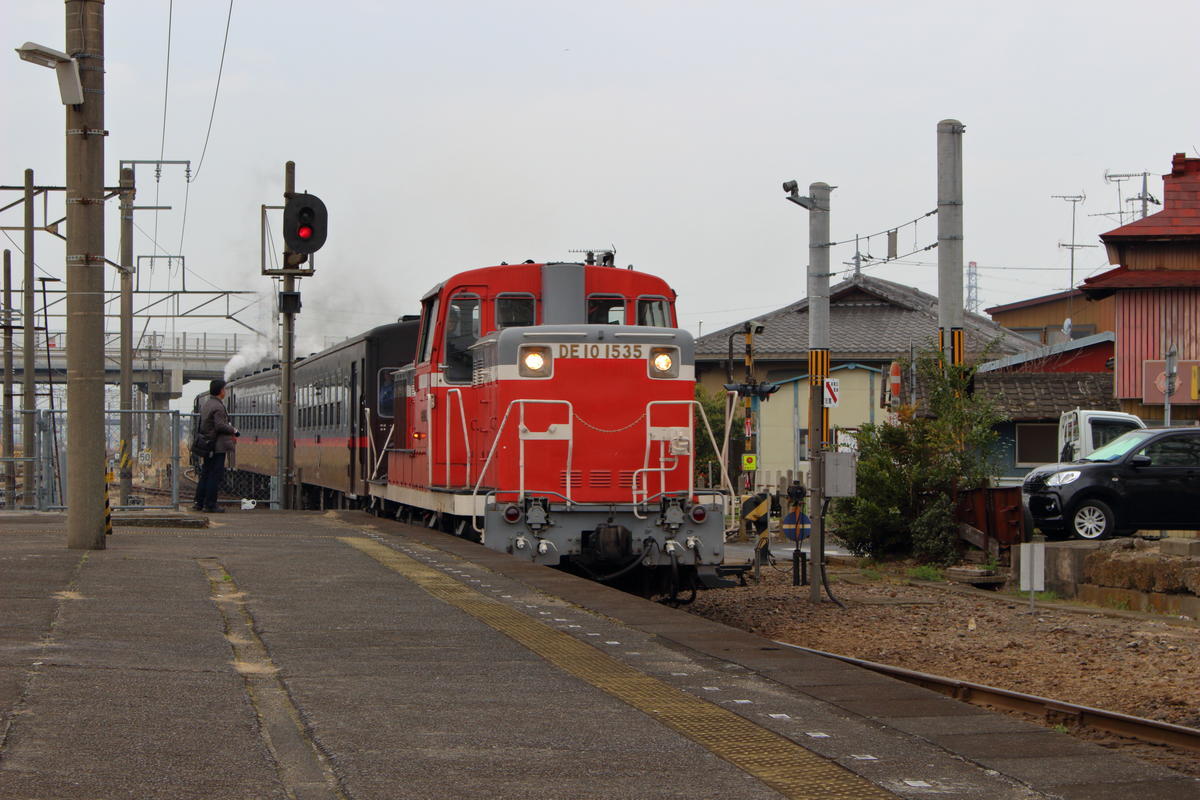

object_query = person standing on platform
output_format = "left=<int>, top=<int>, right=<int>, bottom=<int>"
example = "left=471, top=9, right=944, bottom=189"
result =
left=192, top=378, right=239, bottom=513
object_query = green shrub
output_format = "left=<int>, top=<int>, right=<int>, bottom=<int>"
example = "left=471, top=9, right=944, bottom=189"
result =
left=830, top=346, right=1002, bottom=565
left=907, top=565, right=944, bottom=582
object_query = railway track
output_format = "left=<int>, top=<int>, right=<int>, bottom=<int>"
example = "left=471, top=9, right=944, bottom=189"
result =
left=775, top=641, right=1200, bottom=754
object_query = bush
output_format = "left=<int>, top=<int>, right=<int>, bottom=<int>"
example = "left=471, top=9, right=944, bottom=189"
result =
left=910, top=495, right=959, bottom=564
left=830, top=345, right=1003, bottom=565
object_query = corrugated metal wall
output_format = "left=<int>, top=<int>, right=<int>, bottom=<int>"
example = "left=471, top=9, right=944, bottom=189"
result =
left=1116, top=288, right=1200, bottom=398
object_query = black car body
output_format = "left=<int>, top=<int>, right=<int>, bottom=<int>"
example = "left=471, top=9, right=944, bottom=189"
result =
left=1023, top=427, right=1200, bottom=539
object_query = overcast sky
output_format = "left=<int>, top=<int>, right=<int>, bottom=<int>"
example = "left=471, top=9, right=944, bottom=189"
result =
left=4, top=0, right=1199, bottom=364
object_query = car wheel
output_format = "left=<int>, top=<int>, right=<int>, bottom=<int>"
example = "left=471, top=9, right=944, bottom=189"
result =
left=1071, top=499, right=1115, bottom=540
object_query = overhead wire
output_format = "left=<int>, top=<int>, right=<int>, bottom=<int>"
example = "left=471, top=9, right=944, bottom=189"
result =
left=153, top=0, right=174, bottom=253
left=178, top=0, right=236, bottom=257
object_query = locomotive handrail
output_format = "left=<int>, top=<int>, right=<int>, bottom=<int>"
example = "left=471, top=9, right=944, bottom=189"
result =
left=633, top=400, right=734, bottom=516
left=470, top=398, right=575, bottom=535
left=443, top=388, right=472, bottom=487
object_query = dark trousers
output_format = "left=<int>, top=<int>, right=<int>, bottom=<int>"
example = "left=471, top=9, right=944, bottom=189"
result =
left=195, top=452, right=226, bottom=510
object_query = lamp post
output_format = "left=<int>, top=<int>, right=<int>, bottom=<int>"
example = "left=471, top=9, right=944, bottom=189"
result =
left=783, top=179, right=832, bottom=603
left=15, top=1, right=108, bottom=549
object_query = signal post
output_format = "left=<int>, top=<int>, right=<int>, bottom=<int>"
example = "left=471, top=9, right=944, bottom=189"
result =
left=265, top=162, right=327, bottom=509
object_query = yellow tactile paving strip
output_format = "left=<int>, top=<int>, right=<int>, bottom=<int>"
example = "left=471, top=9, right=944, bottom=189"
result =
left=342, top=536, right=897, bottom=800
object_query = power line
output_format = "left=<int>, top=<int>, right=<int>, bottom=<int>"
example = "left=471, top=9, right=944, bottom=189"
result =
left=192, top=0, right=235, bottom=182
left=153, top=0, right=175, bottom=250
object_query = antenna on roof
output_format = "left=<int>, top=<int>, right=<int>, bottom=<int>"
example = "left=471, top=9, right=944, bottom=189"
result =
left=568, top=247, right=616, bottom=266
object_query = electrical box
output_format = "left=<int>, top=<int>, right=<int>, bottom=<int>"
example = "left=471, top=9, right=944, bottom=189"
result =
left=823, top=452, right=857, bottom=498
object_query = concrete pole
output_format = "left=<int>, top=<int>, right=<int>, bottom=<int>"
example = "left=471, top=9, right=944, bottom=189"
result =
left=65, top=0, right=107, bottom=549
left=3, top=250, right=14, bottom=506
left=936, top=119, right=965, bottom=368
left=23, top=170, right=35, bottom=506
left=119, top=166, right=134, bottom=504
left=281, top=162, right=297, bottom=509
left=806, top=182, right=831, bottom=604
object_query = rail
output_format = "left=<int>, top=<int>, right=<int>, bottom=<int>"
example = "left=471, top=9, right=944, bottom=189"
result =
left=774, top=642, right=1200, bottom=754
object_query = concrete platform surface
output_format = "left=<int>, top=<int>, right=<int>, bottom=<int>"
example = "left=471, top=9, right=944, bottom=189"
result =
left=0, top=510, right=1195, bottom=800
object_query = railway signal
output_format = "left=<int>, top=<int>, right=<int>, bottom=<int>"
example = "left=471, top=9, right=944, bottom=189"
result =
left=283, top=192, right=328, bottom=256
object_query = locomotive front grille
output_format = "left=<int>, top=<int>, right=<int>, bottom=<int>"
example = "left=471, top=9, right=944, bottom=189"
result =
left=588, top=470, right=612, bottom=488
left=618, top=471, right=636, bottom=489
left=559, top=470, right=583, bottom=489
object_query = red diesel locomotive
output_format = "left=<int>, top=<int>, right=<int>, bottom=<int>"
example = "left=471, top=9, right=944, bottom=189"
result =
left=225, top=259, right=730, bottom=590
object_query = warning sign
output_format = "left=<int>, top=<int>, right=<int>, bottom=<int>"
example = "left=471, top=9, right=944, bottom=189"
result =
left=823, top=378, right=840, bottom=408
left=741, top=453, right=758, bottom=471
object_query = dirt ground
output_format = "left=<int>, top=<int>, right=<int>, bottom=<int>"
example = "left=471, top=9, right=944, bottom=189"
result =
left=688, top=561, right=1200, bottom=768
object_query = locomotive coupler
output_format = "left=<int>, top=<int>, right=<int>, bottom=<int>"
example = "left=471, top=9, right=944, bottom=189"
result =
left=525, top=499, right=550, bottom=531
left=659, top=498, right=686, bottom=532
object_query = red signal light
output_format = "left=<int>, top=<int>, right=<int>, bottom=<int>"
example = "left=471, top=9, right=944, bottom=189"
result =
left=297, top=225, right=314, bottom=240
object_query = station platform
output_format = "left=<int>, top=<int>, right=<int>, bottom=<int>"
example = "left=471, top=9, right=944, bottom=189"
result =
left=1, top=510, right=1196, bottom=800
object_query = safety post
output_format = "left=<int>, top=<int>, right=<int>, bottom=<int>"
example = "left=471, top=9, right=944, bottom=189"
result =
left=103, top=466, right=113, bottom=536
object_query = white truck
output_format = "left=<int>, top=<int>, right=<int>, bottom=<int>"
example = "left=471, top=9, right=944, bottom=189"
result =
left=1057, top=408, right=1145, bottom=462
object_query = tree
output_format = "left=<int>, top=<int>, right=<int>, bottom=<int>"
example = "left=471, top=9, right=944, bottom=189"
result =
left=831, top=346, right=1003, bottom=564
left=694, top=384, right=742, bottom=489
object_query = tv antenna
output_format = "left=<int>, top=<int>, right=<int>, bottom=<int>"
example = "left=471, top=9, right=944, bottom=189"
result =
left=1050, top=193, right=1097, bottom=293
left=1105, top=170, right=1160, bottom=220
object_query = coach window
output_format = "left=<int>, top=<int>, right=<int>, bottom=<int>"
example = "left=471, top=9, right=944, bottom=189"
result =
left=418, top=297, right=439, bottom=364
left=443, top=293, right=480, bottom=383
left=496, top=294, right=535, bottom=329
left=378, top=369, right=396, bottom=418
left=637, top=296, right=670, bottom=327
left=587, top=294, right=625, bottom=325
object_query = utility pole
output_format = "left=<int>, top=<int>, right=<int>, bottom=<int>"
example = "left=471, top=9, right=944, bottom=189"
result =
left=3, top=250, right=14, bottom=506
left=806, top=182, right=831, bottom=604
left=23, top=170, right=35, bottom=507
left=65, top=0, right=107, bottom=549
left=119, top=166, right=134, bottom=504
left=936, top=119, right=965, bottom=369
left=783, top=178, right=831, bottom=603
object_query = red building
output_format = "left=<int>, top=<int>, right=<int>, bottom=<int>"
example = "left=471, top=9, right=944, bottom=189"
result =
left=1084, top=153, right=1200, bottom=423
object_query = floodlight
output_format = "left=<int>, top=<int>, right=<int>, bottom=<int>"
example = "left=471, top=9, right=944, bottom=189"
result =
left=15, top=41, right=83, bottom=104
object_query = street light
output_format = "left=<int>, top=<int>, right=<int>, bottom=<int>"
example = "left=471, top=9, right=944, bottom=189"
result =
left=14, top=42, right=83, bottom=104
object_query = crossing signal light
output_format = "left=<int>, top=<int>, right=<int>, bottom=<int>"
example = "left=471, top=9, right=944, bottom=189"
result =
left=283, top=192, right=328, bottom=255
left=722, top=382, right=781, bottom=401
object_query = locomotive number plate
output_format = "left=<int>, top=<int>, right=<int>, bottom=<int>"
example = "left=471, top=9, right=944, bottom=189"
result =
left=555, top=343, right=646, bottom=359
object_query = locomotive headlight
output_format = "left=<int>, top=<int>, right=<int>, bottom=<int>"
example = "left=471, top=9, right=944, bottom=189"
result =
left=518, top=346, right=552, bottom=378
left=648, top=346, right=679, bottom=378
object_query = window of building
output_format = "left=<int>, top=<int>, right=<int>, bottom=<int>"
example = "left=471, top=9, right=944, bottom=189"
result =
left=1015, top=423, right=1057, bottom=466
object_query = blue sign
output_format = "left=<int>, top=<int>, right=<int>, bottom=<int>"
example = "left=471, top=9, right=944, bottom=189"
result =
left=782, top=511, right=811, bottom=542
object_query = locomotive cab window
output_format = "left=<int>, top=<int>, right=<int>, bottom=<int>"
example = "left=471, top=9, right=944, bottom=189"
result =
left=496, top=294, right=535, bottom=329
left=637, top=296, right=670, bottom=327
left=587, top=295, right=625, bottom=325
left=418, top=297, right=439, bottom=364
left=443, top=293, right=480, bottom=384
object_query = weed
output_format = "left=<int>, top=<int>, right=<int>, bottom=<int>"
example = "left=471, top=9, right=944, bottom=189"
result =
left=1052, top=724, right=1069, bottom=734
left=907, top=565, right=943, bottom=582
left=860, top=568, right=883, bottom=581
left=222, top=573, right=233, bottom=583
left=1106, top=597, right=1131, bottom=611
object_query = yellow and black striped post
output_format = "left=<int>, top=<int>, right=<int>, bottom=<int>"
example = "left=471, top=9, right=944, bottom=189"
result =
left=103, top=468, right=113, bottom=536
